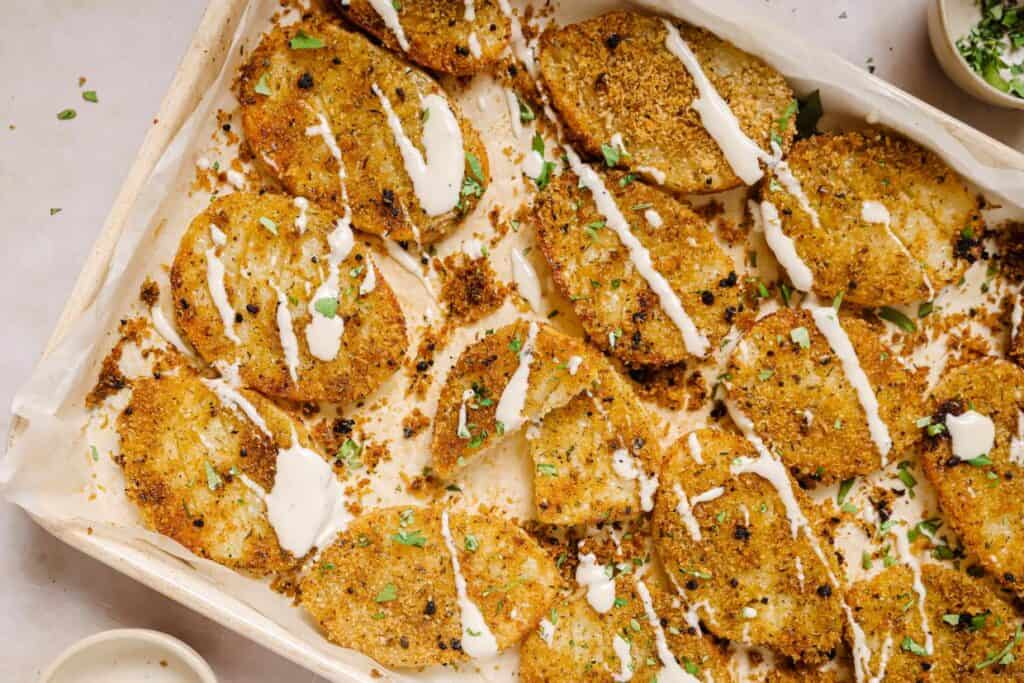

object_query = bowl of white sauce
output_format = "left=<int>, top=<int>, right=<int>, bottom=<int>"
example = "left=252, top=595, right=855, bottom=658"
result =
left=39, top=629, right=217, bottom=683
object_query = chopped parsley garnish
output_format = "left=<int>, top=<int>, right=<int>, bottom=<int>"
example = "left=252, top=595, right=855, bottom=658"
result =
left=900, top=636, right=929, bottom=657
left=976, top=624, right=1022, bottom=669
left=82, top=90, right=98, bottom=103
left=254, top=73, right=272, bottom=96
left=918, top=301, right=934, bottom=318
left=536, top=463, right=558, bottom=477
left=374, top=583, right=398, bottom=602
left=57, top=109, right=76, bottom=121
left=290, top=30, right=325, bottom=50
left=896, top=461, right=918, bottom=496
left=89, top=445, right=99, bottom=462
left=966, top=454, right=993, bottom=467
left=957, top=1, right=1024, bottom=98
left=790, top=326, right=811, bottom=349
left=534, top=159, right=555, bottom=190
left=258, top=216, right=278, bottom=236
left=601, top=142, right=621, bottom=167
left=204, top=461, right=222, bottom=491
left=315, top=297, right=339, bottom=318
left=464, top=534, right=480, bottom=552
left=468, top=430, right=488, bottom=448
left=907, top=519, right=940, bottom=543
left=50, top=208, right=62, bottom=216
left=878, top=306, right=917, bottom=333
left=337, top=438, right=363, bottom=469
left=509, top=335, right=523, bottom=353
left=466, top=152, right=486, bottom=186
left=836, top=477, right=856, bottom=505
left=772, top=99, right=798, bottom=147
left=392, top=529, right=427, bottom=547
left=517, top=94, right=535, bottom=122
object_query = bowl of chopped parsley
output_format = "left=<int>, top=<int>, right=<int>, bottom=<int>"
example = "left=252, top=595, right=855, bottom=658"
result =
left=929, top=0, right=1024, bottom=108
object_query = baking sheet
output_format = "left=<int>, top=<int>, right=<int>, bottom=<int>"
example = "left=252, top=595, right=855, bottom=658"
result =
left=4, top=0, right=1024, bottom=681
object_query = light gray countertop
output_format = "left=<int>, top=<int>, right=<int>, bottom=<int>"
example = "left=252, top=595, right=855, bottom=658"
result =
left=0, top=0, right=1020, bottom=680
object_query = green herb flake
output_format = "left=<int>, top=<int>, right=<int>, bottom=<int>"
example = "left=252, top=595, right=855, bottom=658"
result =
left=837, top=478, right=856, bottom=505
left=82, top=90, right=98, bottom=103
left=772, top=99, right=798, bottom=147
left=918, top=301, right=934, bottom=318
left=374, top=583, right=398, bottom=603
left=392, top=529, right=427, bottom=548
left=976, top=624, right=1022, bottom=669
left=89, top=445, right=99, bottom=462
left=517, top=94, right=535, bottom=122
left=337, top=438, right=363, bottom=469
left=878, top=306, right=917, bottom=333
left=900, top=636, right=929, bottom=657
left=315, top=297, right=339, bottom=319
left=601, top=142, right=621, bottom=167
left=536, top=463, right=558, bottom=477
left=290, top=30, right=325, bottom=49
left=466, top=152, right=486, bottom=185
left=790, top=326, right=811, bottom=349
left=57, top=109, right=77, bottom=121
left=966, top=454, right=993, bottom=467
left=464, top=534, right=480, bottom=552
left=254, top=73, right=272, bottom=96
left=204, top=461, right=223, bottom=491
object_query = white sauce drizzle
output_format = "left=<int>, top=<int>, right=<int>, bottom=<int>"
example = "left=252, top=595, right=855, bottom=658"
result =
left=210, top=225, right=227, bottom=246
left=673, top=483, right=703, bottom=542
left=293, top=196, right=309, bottom=234
left=687, top=432, right=704, bottom=464
left=636, top=165, right=667, bottom=184
left=611, top=449, right=658, bottom=512
left=467, top=32, right=482, bottom=59
left=273, top=286, right=300, bottom=383
left=496, top=0, right=536, bottom=77
left=794, top=557, right=805, bottom=589
left=567, top=355, right=583, bottom=376
left=457, top=388, right=476, bottom=439
left=359, top=257, right=377, bottom=296
left=521, top=149, right=545, bottom=180
left=638, top=473, right=659, bottom=513
left=226, top=169, right=247, bottom=190
left=150, top=306, right=193, bottom=357
left=201, top=377, right=271, bottom=436
left=611, top=634, right=633, bottom=682
left=635, top=580, right=700, bottom=683
left=305, top=217, right=355, bottom=362
left=372, top=84, right=465, bottom=217
left=945, top=410, right=995, bottom=461
left=264, top=432, right=351, bottom=557
left=1012, top=290, right=1022, bottom=340
left=205, top=247, right=239, bottom=344
left=868, top=635, right=894, bottom=683
left=494, top=321, right=539, bottom=433
left=510, top=248, right=543, bottom=312
left=538, top=618, right=555, bottom=647
left=576, top=552, right=616, bottom=613
left=662, top=21, right=762, bottom=185
left=463, top=0, right=475, bottom=20
left=807, top=304, right=893, bottom=465
left=367, top=0, right=410, bottom=50
left=565, top=147, right=709, bottom=357
left=760, top=201, right=813, bottom=292
left=692, top=487, right=725, bottom=505
left=440, top=509, right=500, bottom=658
left=644, top=209, right=664, bottom=228
left=861, top=201, right=934, bottom=298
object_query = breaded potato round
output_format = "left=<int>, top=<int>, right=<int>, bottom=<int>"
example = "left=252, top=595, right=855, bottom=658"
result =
left=845, top=564, right=1023, bottom=680
left=726, top=308, right=924, bottom=484
left=761, top=129, right=983, bottom=306
left=539, top=11, right=796, bottom=194
left=920, top=358, right=1024, bottom=599
left=117, top=370, right=314, bottom=573
left=652, top=429, right=845, bottom=665
left=334, top=0, right=511, bottom=74
left=530, top=360, right=662, bottom=524
left=431, top=321, right=599, bottom=478
left=535, top=169, right=742, bottom=367
left=519, top=581, right=731, bottom=682
left=238, top=20, right=488, bottom=244
left=171, top=193, right=407, bottom=404
left=300, top=505, right=560, bottom=668
left=758, top=663, right=842, bottom=682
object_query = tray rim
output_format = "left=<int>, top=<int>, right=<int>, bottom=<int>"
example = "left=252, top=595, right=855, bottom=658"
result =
left=16, top=0, right=1024, bottom=681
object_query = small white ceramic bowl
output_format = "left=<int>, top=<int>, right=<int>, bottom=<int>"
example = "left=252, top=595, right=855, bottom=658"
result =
left=928, top=0, right=1024, bottom=109
left=40, top=629, right=217, bottom=683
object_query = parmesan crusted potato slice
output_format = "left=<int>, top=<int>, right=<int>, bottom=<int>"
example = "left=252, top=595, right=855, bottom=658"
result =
left=726, top=308, right=924, bottom=484
left=117, top=369, right=312, bottom=573
left=539, top=11, right=796, bottom=194
left=920, top=358, right=1024, bottom=599
left=431, top=321, right=600, bottom=478
left=530, top=362, right=662, bottom=524
left=238, top=19, right=489, bottom=244
left=761, top=130, right=983, bottom=306
left=519, top=583, right=731, bottom=683
left=171, top=192, right=407, bottom=404
left=334, top=0, right=511, bottom=74
left=845, top=565, right=1023, bottom=680
left=652, top=429, right=844, bottom=665
left=300, top=505, right=560, bottom=668
left=535, top=169, right=742, bottom=368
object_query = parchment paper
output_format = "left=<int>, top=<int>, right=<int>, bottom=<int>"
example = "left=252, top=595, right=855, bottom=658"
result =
left=4, top=0, right=1024, bottom=681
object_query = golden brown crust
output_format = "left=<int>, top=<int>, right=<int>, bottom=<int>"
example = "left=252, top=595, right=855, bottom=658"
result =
left=539, top=11, right=795, bottom=194
left=116, top=369, right=314, bottom=574
left=238, top=19, right=488, bottom=243
left=761, top=129, right=983, bottom=306
left=519, top=583, right=731, bottom=682
left=920, top=358, right=1024, bottom=599
left=530, top=361, right=662, bottom=524
left=430, top=321, right=600, bottom=478
left=299, top=505, right=560, bottom=668
left=726, top=308, right=925, bottom=484
left=652, top=428, right=845, bottom=664
left=535, top=169, right=742, bottom=367
left=171, top=192, right=407, bottom=404
left=845, top=564, right=1023, bottom=680
left=335, top=0, right=511, bottom=75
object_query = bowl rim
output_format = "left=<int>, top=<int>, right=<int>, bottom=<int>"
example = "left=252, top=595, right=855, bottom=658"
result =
left=935, top=0, right=1024, bottom=108
left=39, top=628, right=218, bottom=683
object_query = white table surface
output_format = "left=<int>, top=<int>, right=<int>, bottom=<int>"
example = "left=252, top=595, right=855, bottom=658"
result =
left=1, top=0, right=1021, bottom=680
